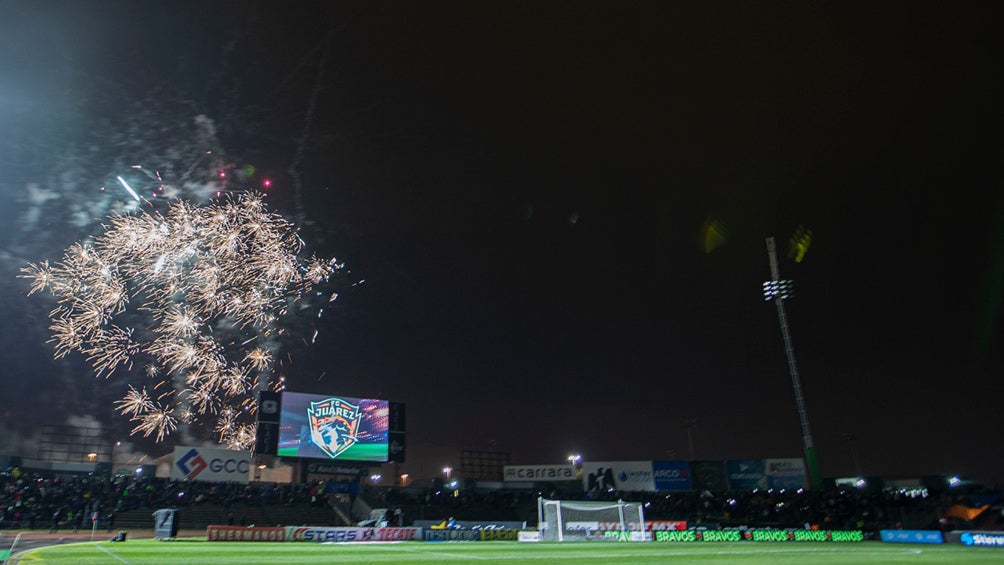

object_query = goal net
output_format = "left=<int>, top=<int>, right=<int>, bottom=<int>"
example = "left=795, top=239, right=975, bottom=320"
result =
left=538, top=497, right=647, bottom=541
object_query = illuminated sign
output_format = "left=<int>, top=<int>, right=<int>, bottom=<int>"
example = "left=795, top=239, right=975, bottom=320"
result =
left=653, top=460, right=692, bottom=491
left=654, top=530, right=863, bottom=542
left=504, top=465, right=576, bottom=481
left=653, top=530, right=741, bottom=542
left=881, top=530, right=943, bottom=544
left=207, top=526, right=285, bottom=542
left=171, top=446, right=251, bottom=483
left=961, top=532, right=1004, bottom=547
left=278, top=392, right=390, bottom=462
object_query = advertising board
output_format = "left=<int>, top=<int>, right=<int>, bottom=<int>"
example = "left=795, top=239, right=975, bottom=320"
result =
left=880, top=530, right=944, bottom=544
left=652, top=460, right=692, bottom=491
left=424, top=529, right=481, bottom=541
left=171, top=446, right=251, bottom=483
left=286, top=526, right=422, bottom=542
left=653, top=530, right=863, bottom=542
left=960, top=531, right=1004, bottom=547
left=582, top=461, right=655, bottom=492
left=207, top=526, right=286, bottom=542
left=504, top=465, right=576, bottom=481
left=765, top=458, right=806, bottom=489
left=725, top=459, right=767, bottom=490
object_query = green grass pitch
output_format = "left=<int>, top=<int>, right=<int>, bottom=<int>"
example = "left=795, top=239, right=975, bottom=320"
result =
left=13, top=539, right=1004, bottom=565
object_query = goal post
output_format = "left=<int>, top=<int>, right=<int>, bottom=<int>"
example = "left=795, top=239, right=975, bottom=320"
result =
left=538, top=497, right=647, bottom=541
left=0, top=532, right=22, bottom=563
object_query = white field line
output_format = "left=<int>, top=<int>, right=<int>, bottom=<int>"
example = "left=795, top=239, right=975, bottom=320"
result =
left=91, top=542, right=133, bottom=565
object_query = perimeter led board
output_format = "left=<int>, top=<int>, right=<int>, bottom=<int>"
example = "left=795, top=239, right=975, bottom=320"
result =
left=277, top=392, right=389, bottom=462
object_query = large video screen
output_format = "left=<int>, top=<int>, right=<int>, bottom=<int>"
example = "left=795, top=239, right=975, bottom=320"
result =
left=277, top=392, right=389, bottom=462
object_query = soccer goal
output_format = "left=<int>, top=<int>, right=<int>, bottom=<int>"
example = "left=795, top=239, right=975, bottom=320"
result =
left=537, top=497, right=647, bottom=541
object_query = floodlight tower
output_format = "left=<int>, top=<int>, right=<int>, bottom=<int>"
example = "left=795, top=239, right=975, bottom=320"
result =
left=764, top=237, right=822, bottom=490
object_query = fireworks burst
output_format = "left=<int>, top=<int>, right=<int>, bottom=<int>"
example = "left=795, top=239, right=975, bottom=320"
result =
left=22, top=193, right=341, bottom=448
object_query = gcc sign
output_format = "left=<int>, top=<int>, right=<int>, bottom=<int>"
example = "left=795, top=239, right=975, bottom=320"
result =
left=172, top=446, right=252, bottom=483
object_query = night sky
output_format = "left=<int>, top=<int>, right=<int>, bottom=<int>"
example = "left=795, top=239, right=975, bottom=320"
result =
left=1, top=1, right=1002, bottom=484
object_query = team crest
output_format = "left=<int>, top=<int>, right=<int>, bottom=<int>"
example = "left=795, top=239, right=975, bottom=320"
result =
left=307, top=397, right=362, bottom=459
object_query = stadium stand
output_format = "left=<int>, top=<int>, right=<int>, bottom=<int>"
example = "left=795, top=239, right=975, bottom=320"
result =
left=1, top=468, right=1000, bottom=533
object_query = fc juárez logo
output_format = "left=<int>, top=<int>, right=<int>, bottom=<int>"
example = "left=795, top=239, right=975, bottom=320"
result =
left=308, top=397, right=362, bottom=459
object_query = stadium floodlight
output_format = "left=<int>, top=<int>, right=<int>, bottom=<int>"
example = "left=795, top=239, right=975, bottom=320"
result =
left=762, top=280, right=794, bottom=301
left=765, top=237, right=821, bottom=490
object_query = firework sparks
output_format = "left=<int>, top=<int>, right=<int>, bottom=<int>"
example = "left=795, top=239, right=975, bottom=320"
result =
left=131, top=404, right=178, bottom=442
left=115, top=385, right=155, bottom=417
left=21, top=193, right=341, bottom=448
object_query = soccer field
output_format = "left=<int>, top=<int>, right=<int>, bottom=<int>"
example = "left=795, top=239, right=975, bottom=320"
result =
left=13, top=539, right=1004, bottom=564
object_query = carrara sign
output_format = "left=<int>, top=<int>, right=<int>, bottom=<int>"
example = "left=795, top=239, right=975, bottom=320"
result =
left=504, top=465, right=576, bottom=481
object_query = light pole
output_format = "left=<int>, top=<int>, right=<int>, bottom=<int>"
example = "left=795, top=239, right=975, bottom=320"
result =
left=442, top=467, right=452, bottom=481
left=567, top=454, right=581, bottom=466
left=764, top=236, right=822, bottom=490
left=684, top=418, right=697, bottom=460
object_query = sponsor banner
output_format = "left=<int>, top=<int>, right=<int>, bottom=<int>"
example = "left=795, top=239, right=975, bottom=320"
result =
left=288, top=526, right=362, bottom=543
left=880, top=530, right=944, bottom=544
left=766, top=458, right=806, bottom=490
left=286, top=526, right=421, bottom=543
left=726, top=460, right=767, bottom=490
left=504, top=465, right=576, bottom=482
left=652, top=460, right=692, bottom=491
left=745, top=530, right=864, bottom=542
left=207, top=526, right=286, bottom=542
left=591, top=521, right=686, bottom=532
left=171, top=446, right=251, bottom=483
left=518, top=530, right=541, bottom=543
left=373, top=528, right=421, bottom=541
left=480, top=529, right=520, bottom=541
left=654, top=530, right=863, bottom=543
left=646, top=521, right=688, bottom=531
left=654, top=530, right=741, bottom=542
left=322, top=481, right=358, bottom=494
left=691, top=460, right=727, bottom=492
left=304, top=462, right=367, bottom=477
left=582, top=461, right=655, bottom=492
left=415, top=520, right=527, bottom=530
left=960, top=531, right=1004, bottom=547
left=425, top=529, right=482, bottom=541
left=602, top=531, right=652, bottom=542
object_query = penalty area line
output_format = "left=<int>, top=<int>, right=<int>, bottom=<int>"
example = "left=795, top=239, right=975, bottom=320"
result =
left=91, top=542, right=133, bottom=565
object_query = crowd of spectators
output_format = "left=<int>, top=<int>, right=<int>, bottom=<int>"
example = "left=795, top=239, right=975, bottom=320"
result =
left=364, top=481, right=1003, bottom=533
left=3, top=466, right=1000, bottom=534
left=0, top=468, right=323, bottom=530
